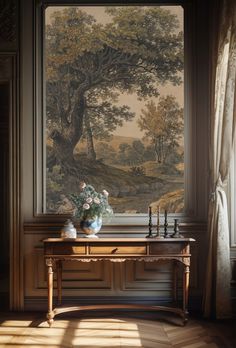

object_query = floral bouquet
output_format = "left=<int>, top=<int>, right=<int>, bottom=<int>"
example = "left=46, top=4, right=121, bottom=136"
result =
left=70, top=182, right=113, bottom=221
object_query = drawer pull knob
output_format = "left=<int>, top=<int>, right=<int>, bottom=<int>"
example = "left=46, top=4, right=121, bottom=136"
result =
left=111, top=248, right=118, bottom=254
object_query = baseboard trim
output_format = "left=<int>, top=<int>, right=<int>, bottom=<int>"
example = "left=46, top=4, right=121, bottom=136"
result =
left=24, top=295, right=202, bottom=314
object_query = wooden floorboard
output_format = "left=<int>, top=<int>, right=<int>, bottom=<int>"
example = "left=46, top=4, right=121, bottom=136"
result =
left=0, top=312, right=235, bottom=348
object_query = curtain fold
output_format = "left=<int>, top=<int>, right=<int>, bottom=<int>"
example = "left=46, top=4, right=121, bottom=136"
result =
left=203, top=0, right=236, bottom=318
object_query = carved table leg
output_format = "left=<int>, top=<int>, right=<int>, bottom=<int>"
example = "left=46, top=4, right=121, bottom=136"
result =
left=183, top=263, right=190, bottom=325
left=56, top=260, right=62, bottom=305
left=46, top=258, right=54, bottom=327
left=173, top=261, right=178, bottom=303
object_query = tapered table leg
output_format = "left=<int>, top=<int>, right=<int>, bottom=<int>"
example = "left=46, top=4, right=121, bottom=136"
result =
left=56, top=260, right=62, bottom=305
left=183, top=263, right=190, bottom=325
left=46, top=258, right=54, bottom=327
left=173, top=261, right=178, bottom=303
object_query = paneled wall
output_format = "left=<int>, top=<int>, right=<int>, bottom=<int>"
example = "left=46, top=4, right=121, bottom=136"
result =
left=0, top=71, right=10, bottom=308
left=23, top=225, right=206, bottom=311
left=231, top=249, right=236, bottom=310
left=0, top=0, right=19, bottom=310
left=0, top=0, right=234, bottom=314
left=0, top=0, right=21, bottom=311
left=18, top=0, right=210, bottom=314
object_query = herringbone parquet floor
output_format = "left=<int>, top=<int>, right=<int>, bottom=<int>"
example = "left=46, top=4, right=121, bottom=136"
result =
left=0, top=312, right=235, bottom=348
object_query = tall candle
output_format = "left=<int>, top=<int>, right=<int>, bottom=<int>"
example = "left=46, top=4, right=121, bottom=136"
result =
left=148, top=206, right=153, bottom=237
left=149, top=206, right=152, bottom=217
left=164, top=209, right=168, bottom=238
left=157, top=206, right=160, bottom=226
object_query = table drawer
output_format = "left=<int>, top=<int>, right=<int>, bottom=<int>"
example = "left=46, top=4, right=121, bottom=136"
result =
left=149, top=243, right=187, bottom=255
left=89, top=244, right=147, bottom=255
left=49, top=244, right=86, bottom=255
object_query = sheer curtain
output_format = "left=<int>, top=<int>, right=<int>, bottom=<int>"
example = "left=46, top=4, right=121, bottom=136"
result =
left=203, top=0, right=236, bottom=318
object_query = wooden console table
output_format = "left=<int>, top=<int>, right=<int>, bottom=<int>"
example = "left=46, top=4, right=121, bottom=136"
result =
left=43, top=237, right=195, bottom=326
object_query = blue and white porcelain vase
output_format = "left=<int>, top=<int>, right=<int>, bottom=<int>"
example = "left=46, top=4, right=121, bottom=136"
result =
left=61, top=219, right=77, bottom=239
left=80, top=216, right=102, bottom=238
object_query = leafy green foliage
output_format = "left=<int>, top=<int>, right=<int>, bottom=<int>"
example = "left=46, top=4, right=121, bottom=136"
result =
left=45, top=6, right=184, bottom=214
left=96, top=142, right=116, bottom=163
left=46, top=165, right=64, bottom=192
left=138, top=95, right=183, bottom=163
left=45, top=6, right=183, bottom=161
left=117, top=140, right=146, bottom=165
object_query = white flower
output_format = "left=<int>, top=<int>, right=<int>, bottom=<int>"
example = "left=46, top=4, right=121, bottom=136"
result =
left=94, top=197, right=101, bottom=204
left=80, top=182, right=86, bottom=190
left=83, top=203, right=90, bottom=210
left=86, top=197, right=93, bottom=203
left=102, top=190, right=109, bottom=197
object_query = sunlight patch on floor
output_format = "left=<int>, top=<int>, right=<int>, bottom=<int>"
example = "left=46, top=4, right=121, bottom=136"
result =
left=0, top=318, right=143, bottom=347
left=72, top=318, right=142, bottom=347
left=1, top=320, right=33, bottom=327
left=0, top=316, right=232, bottom=348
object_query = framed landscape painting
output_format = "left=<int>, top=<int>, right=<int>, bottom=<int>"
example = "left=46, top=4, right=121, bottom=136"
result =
left=44, top=4, right=184, bottom=216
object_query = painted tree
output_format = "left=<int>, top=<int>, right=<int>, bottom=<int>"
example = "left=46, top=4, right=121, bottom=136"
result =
left=117, top=143, right=131, bottom=164
left=45, top=6, right=183, bottom=173
left=138, top=96, right=183, bottom=163
left=82, top=89, right=135, bottom=160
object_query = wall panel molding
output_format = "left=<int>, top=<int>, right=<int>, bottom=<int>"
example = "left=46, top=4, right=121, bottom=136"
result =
left=23, top=221, right=207, bottom=234
left=0, top=0, right=17, bottom=42
left=0, top=0, right=18, bottom=51
left=24, top=228, right=204, bottom=309
left=0, top=53, right=22, bottom=310
left=25, top=236, right=114, bottom=297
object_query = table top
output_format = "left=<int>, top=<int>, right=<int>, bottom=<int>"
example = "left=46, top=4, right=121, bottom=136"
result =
left=43, top=237, right=195, bottom=243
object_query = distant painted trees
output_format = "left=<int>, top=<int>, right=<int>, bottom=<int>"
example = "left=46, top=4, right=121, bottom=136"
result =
left=138, top=96, right=183, bottom=163
left=45, top=6, right=183, bottom=172
left=82, top=90, right=135, bottom=160
left=117, top=140, right=145, bottom=165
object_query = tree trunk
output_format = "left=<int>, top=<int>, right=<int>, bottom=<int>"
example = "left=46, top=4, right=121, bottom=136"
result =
left=84, top=111, right=96, bottom=160
left=49, top=130, right=78, bottom=174
left=160, top=136, right=164, bottom=163
left=49, top=84, right=89, bottom=178
left=69, top=90, right=86, bottom=148
left=154, top=138, right=162, bottom=163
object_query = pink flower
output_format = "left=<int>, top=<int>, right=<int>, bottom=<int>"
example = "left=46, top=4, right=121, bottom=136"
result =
left=86, top=197, right=93, bottom=203
left=83, top=203, right=90, bottom=210
left=102, top=190, right=109, bottom=197
left=94, top=197, right=101, bottom=204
